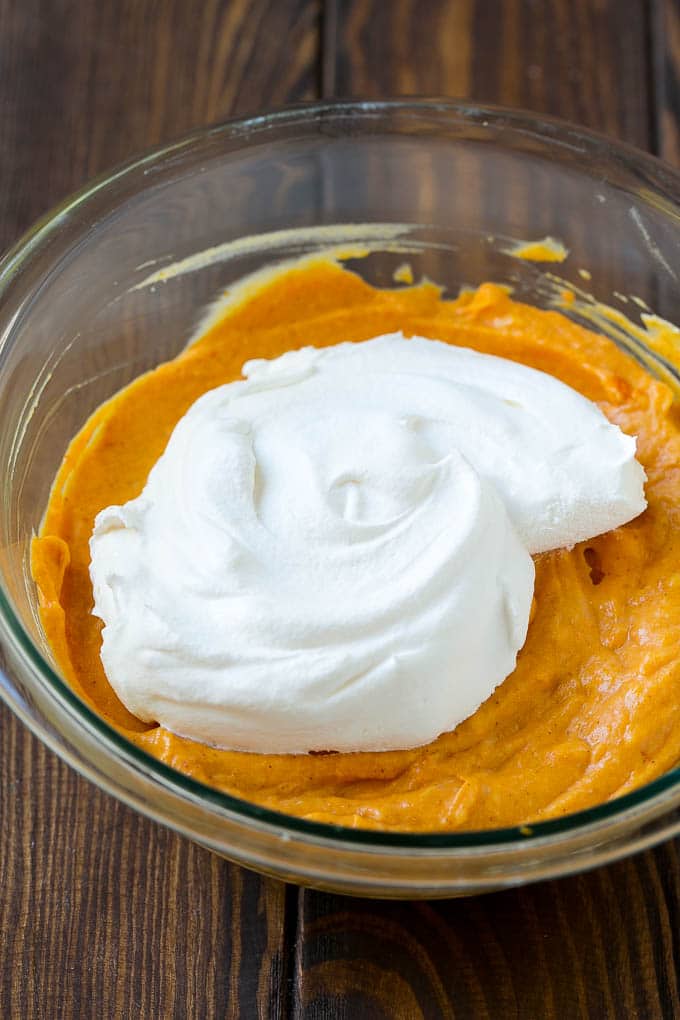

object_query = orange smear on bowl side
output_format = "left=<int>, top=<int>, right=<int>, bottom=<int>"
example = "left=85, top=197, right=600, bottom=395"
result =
left=505, top=236, right=569, bottom=262
left=31, top=257, right=680, bottom=831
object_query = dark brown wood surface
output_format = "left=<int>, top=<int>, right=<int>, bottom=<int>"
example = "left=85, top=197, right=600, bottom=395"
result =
left=655, top=0, right=680, bottom=164
left=0, top=1, right=679, bottom=1017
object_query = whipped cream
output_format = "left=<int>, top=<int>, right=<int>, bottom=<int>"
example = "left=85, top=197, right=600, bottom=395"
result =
left=90, top=334, right=646, bottom=754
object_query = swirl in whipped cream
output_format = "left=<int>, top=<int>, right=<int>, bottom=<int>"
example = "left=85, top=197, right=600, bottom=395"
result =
left=90, top=334, right=646, bottom=753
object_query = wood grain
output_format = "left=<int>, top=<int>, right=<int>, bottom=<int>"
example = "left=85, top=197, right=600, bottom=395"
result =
left=0, top=0, right=319, bottom=243
left=325, top=0, right=652, bottom=147
left=293, top=844, right=680, bottom=1018
left=0, top=713, right=290, bottom=1017
left=0, top=0, right=318, bottom=1016
left=653, top=0, right=680, bottom=164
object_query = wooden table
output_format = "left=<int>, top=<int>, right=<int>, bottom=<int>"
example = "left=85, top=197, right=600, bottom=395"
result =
left=1, top=2, right=679, bottom=1016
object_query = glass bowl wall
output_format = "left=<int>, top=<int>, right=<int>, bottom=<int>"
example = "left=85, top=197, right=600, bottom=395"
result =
left=2, top=100, right=680, bottom=897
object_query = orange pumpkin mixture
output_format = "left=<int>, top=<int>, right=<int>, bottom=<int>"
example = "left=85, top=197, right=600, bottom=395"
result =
left=31, top=258, right=680, bottom=831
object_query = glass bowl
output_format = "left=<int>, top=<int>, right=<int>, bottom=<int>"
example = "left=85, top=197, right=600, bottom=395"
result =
left=2, top=99, right=680, bottom=898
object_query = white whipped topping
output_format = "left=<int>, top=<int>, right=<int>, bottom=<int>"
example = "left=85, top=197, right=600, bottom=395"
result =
left=90, top=333, right=646, bottom=754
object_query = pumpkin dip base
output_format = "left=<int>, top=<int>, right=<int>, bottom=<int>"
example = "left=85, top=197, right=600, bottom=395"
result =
left=31, top=257, right=680, bottom=832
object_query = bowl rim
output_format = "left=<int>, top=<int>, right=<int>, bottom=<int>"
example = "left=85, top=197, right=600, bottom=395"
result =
left=2, top=95, right=680, bottom=852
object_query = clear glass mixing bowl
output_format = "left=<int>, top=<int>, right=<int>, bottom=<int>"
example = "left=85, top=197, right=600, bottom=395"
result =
left=2, top=99, right=680, bottom=897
